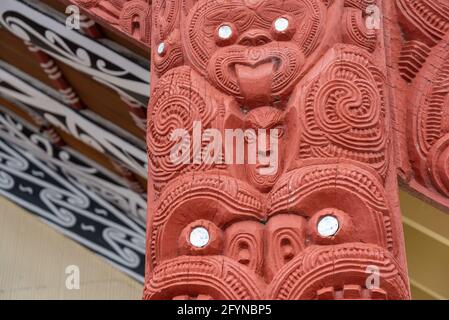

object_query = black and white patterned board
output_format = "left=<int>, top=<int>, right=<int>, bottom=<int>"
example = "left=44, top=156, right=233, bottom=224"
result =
left=0, top=63, right=148, bottom=178
left=0, top=0, right=150, bottom=108
left=0, top=106, right=147, bottom=282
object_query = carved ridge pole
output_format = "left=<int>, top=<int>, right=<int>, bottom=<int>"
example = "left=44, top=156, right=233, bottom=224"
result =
left=144, top=0, right=411, bottom=300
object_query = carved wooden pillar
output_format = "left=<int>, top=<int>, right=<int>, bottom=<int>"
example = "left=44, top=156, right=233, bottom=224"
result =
left=144, top=0, right=411, bottom=300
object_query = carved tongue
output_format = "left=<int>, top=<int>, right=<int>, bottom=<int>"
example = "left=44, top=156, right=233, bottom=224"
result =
left=235, top=62, right=275, bottom=106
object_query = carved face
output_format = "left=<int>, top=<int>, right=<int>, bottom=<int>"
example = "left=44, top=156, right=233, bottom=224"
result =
left=182, top=0, right=327, bottom=107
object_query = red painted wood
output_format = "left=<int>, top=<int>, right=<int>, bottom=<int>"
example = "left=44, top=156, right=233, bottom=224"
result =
left=25, top=42, right=86, bottom=111
left=70, top=0, right=152, bottom=47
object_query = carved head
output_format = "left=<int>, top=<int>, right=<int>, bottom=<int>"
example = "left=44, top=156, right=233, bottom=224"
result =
left=181, top=0, right=327, bottom=107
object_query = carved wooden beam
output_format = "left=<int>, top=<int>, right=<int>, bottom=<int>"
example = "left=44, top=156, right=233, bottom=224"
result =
left=0, top=105, right=147, bottom=282
left=0, top=0, right=151, bottom=132
left=143, top=0, right=412, bottom=300
left=0, top=0, right=151, bottom=109
left=25, top=41, right=87, bottom=111
left=0, top=62, right=148, bottom=178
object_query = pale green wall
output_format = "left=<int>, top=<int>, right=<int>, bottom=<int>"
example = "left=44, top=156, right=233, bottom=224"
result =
left=401, top=191, right=449, bottom=300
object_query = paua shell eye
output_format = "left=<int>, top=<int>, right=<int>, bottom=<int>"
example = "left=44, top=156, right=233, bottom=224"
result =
left=317, top=215, right=340, bottom=237
left=189, top=227, right=210, bottom=248
left=218, top=24, right=233, bottom=39
left=157, top=42, right=166, bottom=56
left=270, top=15, right=296, bottom=41
left=178, top=220, right=223, bottom=255
left=307, top=209, right=355, bottom=245
left=274, top=17, right=289, bottom=32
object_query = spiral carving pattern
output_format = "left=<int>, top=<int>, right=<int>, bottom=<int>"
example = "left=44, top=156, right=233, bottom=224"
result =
left=147, top=67, right=218, bottom=193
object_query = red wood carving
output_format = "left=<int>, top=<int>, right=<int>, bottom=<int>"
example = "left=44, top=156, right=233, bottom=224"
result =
left=144, top=0, right=412, bottom=300
left=25, top=42, right=86, bottom=111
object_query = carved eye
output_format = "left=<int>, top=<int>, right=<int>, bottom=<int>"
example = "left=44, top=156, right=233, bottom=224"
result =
left=157, top=42, right=166, bottom=56
left=178, top=220, right=223, bottom=255
left=308, top=208, right=354, bottom=245
left=274, top=17, right=289, bottom=32
left=270, top=15, right=295, bottom=40
left=215, top=23, right=238, bottom=46
left=189, top=227, right=210, bottom=248
left=218, top=25, right=233, bottom=39
left=317, top=215, right=339, bottom=237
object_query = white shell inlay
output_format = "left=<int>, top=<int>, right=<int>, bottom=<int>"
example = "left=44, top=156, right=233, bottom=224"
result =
left=317, top=215, right=339, bottom=237
left=157, top=42, right=165, bottom=55
left=274, top=17, right=289, bottom=32
left=218, top=25, right=233, bottom=39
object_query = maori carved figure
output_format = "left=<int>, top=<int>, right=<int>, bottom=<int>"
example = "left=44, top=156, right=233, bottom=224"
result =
left=73, top=0, right=152, bottom=44
left=391, top=0, right=449, bottom=207
left=145, top=0, right=411, bottom=300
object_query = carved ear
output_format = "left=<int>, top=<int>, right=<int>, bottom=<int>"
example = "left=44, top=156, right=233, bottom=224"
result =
left=119, top=1, right=152, bottom=43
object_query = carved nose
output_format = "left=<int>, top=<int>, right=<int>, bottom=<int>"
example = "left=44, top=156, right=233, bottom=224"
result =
left=238, top=30, right=272, bottom=46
